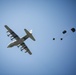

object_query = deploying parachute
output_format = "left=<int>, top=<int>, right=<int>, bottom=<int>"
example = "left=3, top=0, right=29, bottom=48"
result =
left=53, top=27, right=76, bottom=40
left=62, top=30, right=67, bottom=34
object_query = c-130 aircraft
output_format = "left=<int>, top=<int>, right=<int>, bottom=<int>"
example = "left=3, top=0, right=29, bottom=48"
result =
left=4, top=25, right=35, bottom=55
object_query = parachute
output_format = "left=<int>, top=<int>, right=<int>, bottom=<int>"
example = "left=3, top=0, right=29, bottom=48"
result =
left=62, top=30, right=67, bottom=34
left=60, top=38, right=63, bottom=40
left=53, top=38, right=55, bottom=40
left=71, top=28, right=75, bottom=32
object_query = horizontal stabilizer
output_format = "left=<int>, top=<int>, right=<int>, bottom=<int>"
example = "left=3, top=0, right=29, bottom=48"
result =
left=24, top=29, right=35, bottom=41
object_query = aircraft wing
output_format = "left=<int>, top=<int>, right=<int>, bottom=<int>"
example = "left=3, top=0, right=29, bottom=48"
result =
left=5, top=25, right=20, bottom=40
left=20, top=42, right=32, bottom=55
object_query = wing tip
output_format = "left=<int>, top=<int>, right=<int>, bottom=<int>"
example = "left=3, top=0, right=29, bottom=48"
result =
left=4, top=25, right=8, bottom=28
left=4, top=25, right=7, bottom=26
left=30, top=53, right=32, bottom=55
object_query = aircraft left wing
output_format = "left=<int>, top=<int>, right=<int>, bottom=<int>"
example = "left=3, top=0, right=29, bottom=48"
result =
left=20, top=42, right=32, bottom=55
left=4, top=25, right=20, bottom=40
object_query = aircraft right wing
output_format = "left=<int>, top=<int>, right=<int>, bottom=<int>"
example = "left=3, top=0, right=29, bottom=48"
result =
left=4, top=25, right=20, bottom=40
left=20, top=42, right=32, bottom=55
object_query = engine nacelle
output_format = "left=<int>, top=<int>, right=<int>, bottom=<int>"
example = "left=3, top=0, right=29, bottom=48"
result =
left=25, top=51, right=28, bottom=53
left=7, top=34, right=11, bottom=37
left=7, top=31, right=9, bottom=33
left=10, top=38, right=14, bottom=40
left=21, top=49, right=23, bottom=51
left=17, top=44, right=20, bottom=48
left=24, top=46, right=27, bottom=49
left=20, top=47, right=24, bottom=51
left=10, top=35, right=13, bottom=38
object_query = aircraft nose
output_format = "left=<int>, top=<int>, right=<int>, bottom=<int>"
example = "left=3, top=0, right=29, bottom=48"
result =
left=7, top=45, right=10, bottom=48
left=7, top=44, right=11, bottom=48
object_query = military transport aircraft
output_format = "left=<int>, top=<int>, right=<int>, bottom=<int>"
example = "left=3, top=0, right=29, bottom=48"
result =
left=4, top=25, right=35, bottom=55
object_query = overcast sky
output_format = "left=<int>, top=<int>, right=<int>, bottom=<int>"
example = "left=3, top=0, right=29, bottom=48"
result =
left=0, top=0, right=76, bottom=75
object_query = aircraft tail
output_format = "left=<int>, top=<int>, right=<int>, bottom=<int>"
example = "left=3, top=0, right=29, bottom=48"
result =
left=24, top=29, right=35, bottom=41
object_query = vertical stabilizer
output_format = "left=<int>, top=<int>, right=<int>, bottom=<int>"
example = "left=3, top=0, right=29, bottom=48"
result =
left=24, top=29, right=35, bottom=41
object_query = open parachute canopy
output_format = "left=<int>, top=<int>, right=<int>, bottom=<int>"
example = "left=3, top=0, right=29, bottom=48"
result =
left=71, top=28, right=76, bottom=32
